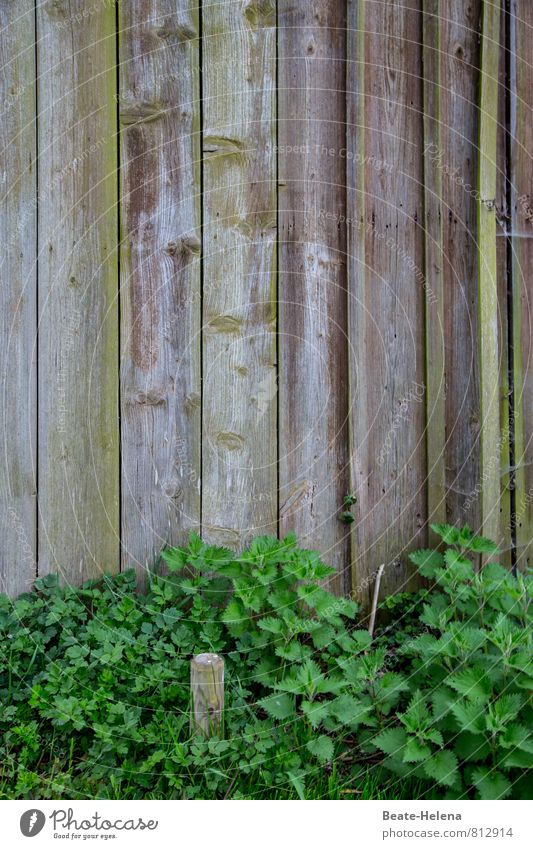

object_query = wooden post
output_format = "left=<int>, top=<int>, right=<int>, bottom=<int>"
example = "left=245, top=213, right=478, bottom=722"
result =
left=190, top=653, right=224, bottom=737
left=368, top=564, right=385, bottom=639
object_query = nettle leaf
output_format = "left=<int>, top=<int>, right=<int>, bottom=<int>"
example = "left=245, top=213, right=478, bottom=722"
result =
left=430, top=524, right=462, bottom=545
left=450, top=700, right=485, bottom=735
left=275, top=642, right=312, bottom=662
left=409, top=548, right=445, bottom=578
left=500, top=750, right=533, bottom=769
left=301, top=700, right=331, bottom=729
left=257, top=616, right=284, bottom=635
left=221, top=598, right=247, bottom=634
left=350, top=630, right=373, bottom=653
left=330, top=694, right=371, bottom=727
left=257, top=693, right=295, bottom=721
left=423, top=749, right=459, bottom=787
left=468, top=535, right=499, bottom=554
left=306, top=735, right=334, bottom=764
left=447, top=666, right=492, bottom=703
left=399, top=690, right=431, bottom=733
left=375, top=672, right=409, bottom=705
left=403, top=737, right=431, bottom=763
left=373, top=727, right=407, bottom=757
left=454, top=732, right=491, bottom=763
left=488, top=693, right=524, bottom=726
left=311, top=623, right=336, bottom=649
left=499, top=723, right=533, bottom=753
left=471, top=767, right=512, bottom=800
left=443, top=549, right=475, bottom=581
left=420, top=596, right=451, bottom=630
left=251, top=657, right=278, bottom=685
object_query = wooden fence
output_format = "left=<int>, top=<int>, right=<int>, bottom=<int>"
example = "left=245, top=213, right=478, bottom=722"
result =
left=0, top=1, right=531, bottom=602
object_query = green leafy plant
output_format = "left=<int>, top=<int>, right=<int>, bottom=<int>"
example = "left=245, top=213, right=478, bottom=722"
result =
left=339, top=493, right=357, bottom=524
left=0, top=526, right=530, bottom=800
left=370, top=524, right=533, bottom=799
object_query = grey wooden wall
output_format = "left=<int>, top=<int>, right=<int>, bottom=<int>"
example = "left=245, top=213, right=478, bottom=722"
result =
left=0, top=0, right=531, bottom=602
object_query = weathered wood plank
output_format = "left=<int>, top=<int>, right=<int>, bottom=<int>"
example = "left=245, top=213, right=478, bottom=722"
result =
left=202, top=0, right=277, bottom=548
left=496, top=0, right=512, bottom=567
left=119, top=1, right=201, bottom=582
left=347, top=0, right=426, bottom=605
left=422, top=0, right=446, bottom=538
left=0, top=2, right=36, bottom=595
left=510, top=0, right=533, bottom=569
left=37, top=1, right=119, bottom=581
left=477, top=0, right=501, bottom=542
left=439, top=1, right=482, bottom=531
left=278, top=0, right=349, bottom=596
left=477, top=0, right=501, bottom=545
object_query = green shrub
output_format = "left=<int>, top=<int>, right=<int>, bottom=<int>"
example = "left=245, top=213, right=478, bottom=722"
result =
left=0, top=527, right=531, bottom=800
left=371, top=524, right=533, bottom=799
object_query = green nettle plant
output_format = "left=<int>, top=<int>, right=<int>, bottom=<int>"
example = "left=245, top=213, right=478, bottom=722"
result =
left=371, top=524, right=533, bottom=799
left=0, top=526, right=531, bottom=800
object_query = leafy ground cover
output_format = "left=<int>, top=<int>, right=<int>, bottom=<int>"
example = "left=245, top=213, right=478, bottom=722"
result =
left=0, top=526, right=531, bottom=800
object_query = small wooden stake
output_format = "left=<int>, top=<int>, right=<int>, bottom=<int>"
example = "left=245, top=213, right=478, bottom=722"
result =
left=368, top=564, right=385, bottom=638
left=190, top=653, right=224, bottom=737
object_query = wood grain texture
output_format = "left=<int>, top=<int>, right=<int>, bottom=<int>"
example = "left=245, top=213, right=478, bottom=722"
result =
left=190, top=652, right=224, bottom=737
left=0, top=2, right=36, bottom=595
left=37, top=1, right=119, bottom=581
left=439, top=0, right=482, bottom=530
left=202, top=0, right=277, bottom=548
left=119, top=1, right=201, bottom=582
left=347, top=0, right=426, bottom=605
left=510, top=0, right=533, bottom=569
left=278, top=0, right=349, bottom=596
left=422, top=0, right=446, bottom=538
left=496, top=0, right=512, bottom=568
left=477, top=0, right=501, bottom=545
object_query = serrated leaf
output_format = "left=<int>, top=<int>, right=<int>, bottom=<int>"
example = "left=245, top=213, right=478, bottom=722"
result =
left=471, top=767, right=512, bottom=800
left=351, top=630, right=372, bottom=652
left=500, top=750, right=533, bottom=769
left=454, top=733, right=491, bottom=764
left=423, top=750, right=459, bottom=787
left=450, top=700, right=486, bottom=734
left=430, top=524, right=462, bottom=545
left=447, top=666, right=491, bottom=703
left=373, top=727, right=407, bottom=756
left=468, top=535, right=499, bottom=554
left=499, top=723, right=533, bottom=753
left=257, top=693, right=295, bottom=721
left=257, top=616, right=284, bottom=635
left=409, top=548, right=445, bottom=578
left=330, top=694, right=371, bottom=727
left=403, top=737, right=431, bottom=763
left=301, top=700, right=331, bottom=729
left=221, top=598, right=246, bottom=628
left=306, top=735, right=334, bottom=764
left=444, top=549, right=475, bottom=581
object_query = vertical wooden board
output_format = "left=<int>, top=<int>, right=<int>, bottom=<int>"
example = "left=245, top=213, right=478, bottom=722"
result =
left=347, top=0, right=426, bottom=604
left=422, top=0, right=446, bottom=535
left=37, top=1, right=119, bottom=581
left=510, top=0, right=533, bottom=569
left=477, top=0, right=501, bottom=546
left=0, top=2, right=36, bottom=595
left=119, top=1, right=201, bottom=582
left=202, top=0, right=277, bottom=548
left=439, top=1, right=482, bottom=531
left=278, top=0, right=349, bottom=595
left=495, top=0, right=512, bottom=567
